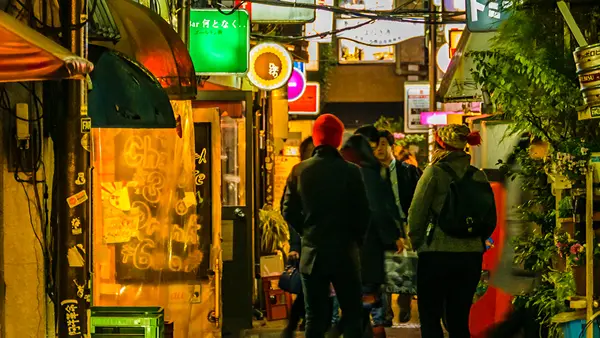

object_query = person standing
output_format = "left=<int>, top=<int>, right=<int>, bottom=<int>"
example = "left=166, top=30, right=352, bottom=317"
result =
left=282, top=114, right=370, bottom=338
left=408, top=124, right=494, bottom=338
left=281, top=137, right=341, bottom=337
left=374, top=130, right=420, bottom=324
left=339, top=134, right=403, bottom=338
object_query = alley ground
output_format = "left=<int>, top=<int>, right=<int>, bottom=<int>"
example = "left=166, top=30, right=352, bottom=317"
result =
left=244, top=295, right=422, bottom=337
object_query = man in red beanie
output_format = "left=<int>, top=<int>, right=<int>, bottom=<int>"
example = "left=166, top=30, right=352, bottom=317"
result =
left=283, top=114, right=371, bottom=338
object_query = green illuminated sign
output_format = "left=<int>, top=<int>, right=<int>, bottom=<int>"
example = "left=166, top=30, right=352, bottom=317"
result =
left=189, top=9, right=250, bottom=75
left=466, top=0, right=511, bottom=32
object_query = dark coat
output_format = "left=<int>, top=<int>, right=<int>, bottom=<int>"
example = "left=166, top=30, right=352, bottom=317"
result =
left=280, top=186, right=301, bottom=254
left=394, top=161, right=421, bottom=216
left=282, top=145, right=371, bottom=275
left=341, top=135, right=402, bottom=285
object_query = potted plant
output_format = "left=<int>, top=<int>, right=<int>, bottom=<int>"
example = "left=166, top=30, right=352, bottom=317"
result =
left=555, top=232, right=600, bottom=296
left=258, top=205, right=290, bottom=256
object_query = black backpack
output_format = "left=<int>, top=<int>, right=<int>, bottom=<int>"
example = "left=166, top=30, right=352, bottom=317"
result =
left=430, top=163, right=497, bottom=241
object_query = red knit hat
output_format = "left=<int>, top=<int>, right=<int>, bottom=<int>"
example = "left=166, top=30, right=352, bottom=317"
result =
left=312, top=114, right=345, bottom=148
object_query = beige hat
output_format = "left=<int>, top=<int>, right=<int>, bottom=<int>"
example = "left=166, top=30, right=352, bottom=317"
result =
left=435, top=124, right=481, bottom=150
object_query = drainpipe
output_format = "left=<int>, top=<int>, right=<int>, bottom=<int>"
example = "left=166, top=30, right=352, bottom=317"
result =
left=178, top=0, right=191, bottom=46
left=57, top=0, right=90, bottom=337
left=428, top=0, right=438, bottom=112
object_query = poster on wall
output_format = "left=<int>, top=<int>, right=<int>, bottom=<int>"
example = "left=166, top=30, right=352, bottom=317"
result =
left=404, top=82, right=430, bottom=133
left=273, top=156, right=300, bottom=207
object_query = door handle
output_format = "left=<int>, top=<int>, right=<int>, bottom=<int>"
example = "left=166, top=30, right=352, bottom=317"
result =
left=234, top=208, right=246, bottom=220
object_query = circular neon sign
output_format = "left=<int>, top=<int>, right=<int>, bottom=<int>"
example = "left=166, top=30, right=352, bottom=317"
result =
left=287, top=68, right=306, bottom=102
left=247, top=43, right=293, bottom=91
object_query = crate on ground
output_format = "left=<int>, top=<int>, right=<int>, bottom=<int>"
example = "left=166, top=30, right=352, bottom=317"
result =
left=90, top=306, right=165, bottom=338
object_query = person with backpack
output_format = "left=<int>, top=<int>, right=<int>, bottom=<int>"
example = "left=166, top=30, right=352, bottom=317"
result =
left=408, top=124, right=496, bottom=338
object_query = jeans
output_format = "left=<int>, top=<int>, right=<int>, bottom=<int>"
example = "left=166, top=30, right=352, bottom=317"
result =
left=417, top=252, right=482, bottom=338
left=370, top=291, right=390, bottom=327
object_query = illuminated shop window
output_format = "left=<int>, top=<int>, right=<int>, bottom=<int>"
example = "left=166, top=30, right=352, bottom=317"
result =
left=339, top=0, right=394, bottom=11
left=338, top=40, right=395, bottom=63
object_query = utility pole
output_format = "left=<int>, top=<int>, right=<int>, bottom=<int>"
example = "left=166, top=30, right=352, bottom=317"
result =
left=57, top=0, right=90, bottom=336
left=428, top=0, right=437, bottom=112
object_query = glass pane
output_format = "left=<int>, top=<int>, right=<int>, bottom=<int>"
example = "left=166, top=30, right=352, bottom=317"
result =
left=91, top=101, right=216, bottom=337
left=221, top=103, right=246, bottom=206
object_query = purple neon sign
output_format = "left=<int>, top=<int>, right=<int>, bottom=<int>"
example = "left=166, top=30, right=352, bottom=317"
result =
left=287, top=68, right=306, bottom=102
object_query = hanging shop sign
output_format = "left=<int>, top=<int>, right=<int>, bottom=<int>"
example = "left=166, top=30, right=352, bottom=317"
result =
left=448, top=29, right=463, bottom=58
left=288, top=68, right=307, bottom=102
left=404, top=83, right=430, bottom=133
left=189, top=9, right=250, bottom=75
left=305, top=0, right=333, bottom=42
left=248, top=43, right=294, bottom=91
left=289, top=82, right=320, bottom=115
left=336, top=19, right=424, bottom=46
left=466, top=0, right=511, bottom=32
left=235, top=0, right=315, bottom=23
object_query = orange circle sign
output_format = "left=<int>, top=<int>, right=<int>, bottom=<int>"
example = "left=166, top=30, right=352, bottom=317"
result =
left=248, top=43, right=293, bottom=91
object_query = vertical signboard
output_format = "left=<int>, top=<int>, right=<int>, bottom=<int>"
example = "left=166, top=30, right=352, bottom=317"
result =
left=466, top=0, right=511, bottom=32
left=189, top=9, right=250, bottom=74
left=404, top=83, right=430, bottom=133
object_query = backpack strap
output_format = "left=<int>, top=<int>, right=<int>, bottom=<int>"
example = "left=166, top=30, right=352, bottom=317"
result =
left=436, top=162, right=460, bottom=182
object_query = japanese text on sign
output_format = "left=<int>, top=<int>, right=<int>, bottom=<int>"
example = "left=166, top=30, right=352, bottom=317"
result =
left=467, top=0, right=512, bottom=32
left=61, top=299, right=82, bottom=336
left=190, top=19, right=242, bottom=30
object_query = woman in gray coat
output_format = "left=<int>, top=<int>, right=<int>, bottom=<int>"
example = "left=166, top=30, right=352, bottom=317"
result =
left=408, top=124, right=490, bottom=338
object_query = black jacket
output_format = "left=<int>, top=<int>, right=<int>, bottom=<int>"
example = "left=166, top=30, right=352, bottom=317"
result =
left=341, top=136, right=401, bottom=285
left=394, top=161, right=421, bottom=216
left=282, top=145, right=371, bottom=275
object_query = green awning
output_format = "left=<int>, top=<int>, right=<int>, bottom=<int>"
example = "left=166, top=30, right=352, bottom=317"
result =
left=88, top=45, right=175, bottom=128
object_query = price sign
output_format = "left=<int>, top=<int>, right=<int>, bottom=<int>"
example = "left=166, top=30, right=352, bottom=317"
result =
left=189, top=9, right=250, bottom=74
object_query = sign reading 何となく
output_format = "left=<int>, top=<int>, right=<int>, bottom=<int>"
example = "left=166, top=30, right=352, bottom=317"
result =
left=404, top=83, right=430, bottom=133
left=189, top=9, right=250, bottom=75
left=336, top=19, right=424, bottom=46
left=466, top=0, right=512, bottom=32
left=234, top=0, right=315, bottom=23
left=247, top=43, right=293, bottom=91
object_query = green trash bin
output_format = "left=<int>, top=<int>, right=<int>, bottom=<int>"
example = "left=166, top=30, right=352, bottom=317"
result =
left=90, top=306, right=165, bottom=338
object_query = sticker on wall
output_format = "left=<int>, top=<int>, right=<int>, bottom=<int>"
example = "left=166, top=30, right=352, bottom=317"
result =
left=67, top=190, right=88, bottom=208
left=71, top=217, right=82, bottom=235
left=67, top=244, right=85, bottom=267
left=80, top=133, right=90, bottom=152
left=61, top=300, right=82, bottom=336
left=80, top=117, right=92, bottom=134
left=247, top=42, right=294, bottom=91
left=75, top=172, right=86, bottom=185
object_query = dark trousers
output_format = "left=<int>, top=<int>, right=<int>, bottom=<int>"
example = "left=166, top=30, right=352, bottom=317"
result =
left=301, top=261, right=363, bottom=338
left=417, top=252, right=482, bottom=338
left=286, top=293, right=305, bottom=331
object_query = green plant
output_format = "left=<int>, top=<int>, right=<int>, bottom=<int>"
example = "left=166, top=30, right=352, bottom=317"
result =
left=557, top=196, right=574, bottom=219
left=258, top=205, right=290, bottom=255
left=373, top=116, right=427, bottom=148
left=514, top=270, right=575, bottom=338
left=513, top=231, right=556, bottom=273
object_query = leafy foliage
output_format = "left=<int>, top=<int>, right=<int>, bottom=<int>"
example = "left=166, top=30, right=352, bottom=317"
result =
left=373, top=116, right=427, bottom=148
left=259, top=205, right=290, bottom=255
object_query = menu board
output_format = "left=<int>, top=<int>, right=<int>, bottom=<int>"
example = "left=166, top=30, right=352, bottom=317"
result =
left=110, top=128, right=210, bottom=284
left=273, top=155, right=300, bottom=208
